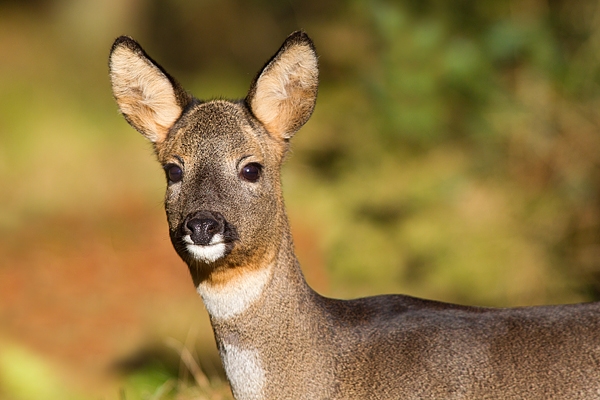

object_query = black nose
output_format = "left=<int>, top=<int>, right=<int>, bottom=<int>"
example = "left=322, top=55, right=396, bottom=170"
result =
left=183, top=211, right=225, bottom=246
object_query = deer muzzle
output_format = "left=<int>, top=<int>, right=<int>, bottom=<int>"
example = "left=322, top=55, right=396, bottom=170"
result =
left=179, top=211, right=238, bottom=263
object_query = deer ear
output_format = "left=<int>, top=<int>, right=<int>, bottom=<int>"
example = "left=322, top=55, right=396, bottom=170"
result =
left=109, top=36, right=192, bottom=144
left=246, top=31, right=319, bottom=140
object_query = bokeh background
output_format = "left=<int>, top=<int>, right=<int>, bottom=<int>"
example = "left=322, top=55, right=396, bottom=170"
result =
left=2, top=0, right=600, bottom=398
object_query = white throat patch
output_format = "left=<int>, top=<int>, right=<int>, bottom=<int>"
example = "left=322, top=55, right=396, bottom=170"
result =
left=196, top=264, right=273, bottom=320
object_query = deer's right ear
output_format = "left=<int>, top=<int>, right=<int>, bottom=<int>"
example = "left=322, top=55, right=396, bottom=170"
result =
left=109, top=36, right=191, bottom=144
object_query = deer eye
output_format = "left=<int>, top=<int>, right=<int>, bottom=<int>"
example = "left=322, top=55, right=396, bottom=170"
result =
left=240, top=162, right=262, bottom=182
left=165, top=164, right=183, bottom=183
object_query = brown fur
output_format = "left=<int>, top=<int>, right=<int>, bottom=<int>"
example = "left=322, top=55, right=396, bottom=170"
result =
left=110, top=31, right=600, bottom=400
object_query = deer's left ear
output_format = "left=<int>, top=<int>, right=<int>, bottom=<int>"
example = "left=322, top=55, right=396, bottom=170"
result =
left=246, top=31, right=319, bottom=140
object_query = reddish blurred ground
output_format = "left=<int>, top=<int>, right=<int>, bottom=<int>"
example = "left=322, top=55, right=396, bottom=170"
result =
left=0, top=200, right=327, bottom=394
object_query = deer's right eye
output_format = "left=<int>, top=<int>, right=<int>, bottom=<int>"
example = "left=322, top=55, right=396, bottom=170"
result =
left=165, top=164, right=183, bottom=183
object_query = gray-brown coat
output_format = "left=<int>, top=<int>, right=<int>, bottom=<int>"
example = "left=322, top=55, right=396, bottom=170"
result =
left=109, top=31, right=600, bottom=400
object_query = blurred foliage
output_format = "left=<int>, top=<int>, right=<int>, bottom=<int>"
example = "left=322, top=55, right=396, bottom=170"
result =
left=290, top=0, right=600, bottom=305
left=0, top=340, right=80, bottom=400
left=2, top=0, right=600, bottom=398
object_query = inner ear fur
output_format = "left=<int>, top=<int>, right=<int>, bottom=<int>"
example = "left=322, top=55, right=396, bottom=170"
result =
left=109, top=36, right=191, bottom=144
left=246, top=31, right=319, bottom=140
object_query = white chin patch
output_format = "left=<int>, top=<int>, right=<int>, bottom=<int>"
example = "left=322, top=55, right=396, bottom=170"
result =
left=184, top=234, right=226, bottom=263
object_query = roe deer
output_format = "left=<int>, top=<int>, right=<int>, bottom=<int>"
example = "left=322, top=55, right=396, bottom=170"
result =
left=109, top=31, right=600, bottom=399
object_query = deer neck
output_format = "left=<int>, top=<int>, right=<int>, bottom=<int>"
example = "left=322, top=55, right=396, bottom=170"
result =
left=196, top=221, right=315, bottom=324
left=195, top=219, right=328, bottom=399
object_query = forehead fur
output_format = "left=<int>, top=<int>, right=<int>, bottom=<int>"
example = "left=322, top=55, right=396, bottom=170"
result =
left=155, top=100, right=285, bottom=162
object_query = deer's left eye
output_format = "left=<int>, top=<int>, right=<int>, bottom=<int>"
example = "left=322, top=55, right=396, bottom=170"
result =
left=240, top=163, right=262, bottom=182
left=165, top=164, right=183, bottom=183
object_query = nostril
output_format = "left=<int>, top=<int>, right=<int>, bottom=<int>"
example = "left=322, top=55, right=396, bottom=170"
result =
left=204, top=219, right=220, bottom=235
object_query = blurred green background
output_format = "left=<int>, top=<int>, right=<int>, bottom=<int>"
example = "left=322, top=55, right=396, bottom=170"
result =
left=2, top=0, right=600, bottom=398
